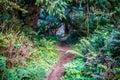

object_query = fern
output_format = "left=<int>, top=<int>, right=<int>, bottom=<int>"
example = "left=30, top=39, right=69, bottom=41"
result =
left=0, top=33, right=6, bottom=48
left=66, top=50, right=84, bottom=58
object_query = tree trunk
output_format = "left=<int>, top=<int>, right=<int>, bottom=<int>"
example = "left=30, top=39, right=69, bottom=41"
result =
left=18, top=0, right=40, bottom=31
left=28, top=1, right=40, bottom=30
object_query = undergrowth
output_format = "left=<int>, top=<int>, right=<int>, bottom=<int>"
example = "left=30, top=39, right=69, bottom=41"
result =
left=61, top=24, right=120, bottom=80
left=0, top=23, right=58, bottom=80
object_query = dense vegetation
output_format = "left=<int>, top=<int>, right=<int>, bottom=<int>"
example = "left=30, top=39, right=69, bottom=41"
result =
left=0, top=0, right=58, bottom=80
left=0, top=0, right=120, bottom=80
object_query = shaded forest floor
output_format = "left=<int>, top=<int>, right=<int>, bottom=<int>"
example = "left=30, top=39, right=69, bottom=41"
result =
left=45, top=40, right=75, bottom=80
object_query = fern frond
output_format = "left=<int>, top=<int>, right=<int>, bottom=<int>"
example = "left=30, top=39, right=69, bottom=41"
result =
left=66, top=50, right=84, bottom=58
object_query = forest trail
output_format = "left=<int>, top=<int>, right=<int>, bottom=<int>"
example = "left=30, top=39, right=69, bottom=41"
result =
left=44, top=39, right=75, bottom=80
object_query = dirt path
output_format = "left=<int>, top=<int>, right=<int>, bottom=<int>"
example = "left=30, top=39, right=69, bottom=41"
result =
left=44, top=41, right=75, bottom=80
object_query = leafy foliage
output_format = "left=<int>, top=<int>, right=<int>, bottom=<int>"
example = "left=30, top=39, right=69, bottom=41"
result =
left=30, top=37, right=58, bottom=67
left=62, top=25, right=120, bottom=80
left=7, top=66, right=45, bottom=80
left=0, top=0, right=120, bottom=80
left=37, top=0, right=120, bottom=37
left=0, top=33, right=7, bottom=48
left=103, top=30, right=120, bottom=57
left=0, top=23, right=58, bottom=80
left=0, top=57, right=7, bottom=80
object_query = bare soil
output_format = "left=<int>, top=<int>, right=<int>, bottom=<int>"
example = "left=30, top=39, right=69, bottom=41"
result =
left=44, top=41, right=75, bottom=80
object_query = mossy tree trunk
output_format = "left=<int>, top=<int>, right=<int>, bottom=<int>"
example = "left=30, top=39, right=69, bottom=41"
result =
left=18, top=0, right=40, bottom=30
left=28, top=1, right=40, bottom=30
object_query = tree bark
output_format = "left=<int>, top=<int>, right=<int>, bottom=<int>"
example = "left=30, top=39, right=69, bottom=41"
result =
left=18, top=0, right=40, bottom=31
left=28, top=1, right=40, bottom=30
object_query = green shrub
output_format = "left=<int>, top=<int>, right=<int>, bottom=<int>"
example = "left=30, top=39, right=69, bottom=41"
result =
left=62, top=24, right=120, bottom=80
left=30, top=38, right=58, bottom=68
left=73, top=38, right=96, bottom=57
left=7, top=66, right=45, bottom=80
left=0, top=25, right=58, bottom=80
left=0, top=57, right=7, bottom=80
left=103, top=30, right=120, bottom=57
left=0, top=33, right=6, bottom=48
left=88, top=24, right=114, bottom=50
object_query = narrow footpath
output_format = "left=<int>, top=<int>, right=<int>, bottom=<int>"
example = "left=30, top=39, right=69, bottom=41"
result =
left=45, top=40, right=75, bottom=80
